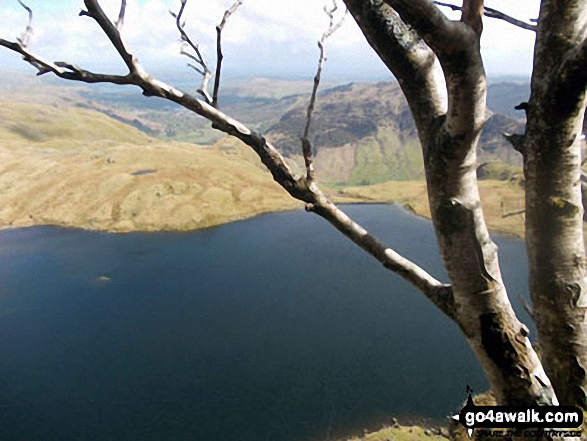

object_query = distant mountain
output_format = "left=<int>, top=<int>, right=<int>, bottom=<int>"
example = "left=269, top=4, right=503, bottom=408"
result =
left=2, top=72, right=530, bottom=187
left=487, top=82, right=531, bottom=118
left=265, top=81, right=526, bottom=185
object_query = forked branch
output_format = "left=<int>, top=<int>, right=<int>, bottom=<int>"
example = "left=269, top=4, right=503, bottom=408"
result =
left=302, top=1, right=347, bottom=183
left=213, top=0, right=243, bottom=107
left=383, top=0, right=456, bottom=53
left=0, top=0, right=456, bottom=321
left=170, top=0, right=212, bottom=103
left=16, top=0, right=33, bottom=47
left=434, top=1, right=537, bottom=32
left=0, top=12, right=132, bottom=84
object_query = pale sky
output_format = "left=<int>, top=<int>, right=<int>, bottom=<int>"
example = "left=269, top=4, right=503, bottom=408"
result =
left=0, top=0, right=540, bottom=81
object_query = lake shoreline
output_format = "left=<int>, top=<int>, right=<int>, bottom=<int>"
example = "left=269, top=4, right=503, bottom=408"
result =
left=0, top=192, right=526, bottom=239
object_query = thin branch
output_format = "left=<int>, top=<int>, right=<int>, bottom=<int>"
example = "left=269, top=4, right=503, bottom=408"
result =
left=16, top=0, right=33, bottom=47
left=171, top=0, right=207, bottom=71
left=212, top=0, right=243, bottom=108
left=198, top=70, right=213, bottom=103
left=115, top=0, right=127, bottom=32
left=500, top=200, right=525, bottom=219
left=180, top=44, right=204, bottom=66
left=0, top=38, right=133, bottom=84
left=170, top=0, right=212, bottom=104
left=483, top=6, right=536, bottom=32
left=435, top=1, right=537, bottom=32
left=502, top=208, right=526, bottom=219
left=186, top=62, right=204, bottom=76
left=302, top=1, right=347, bottom=183
left=0, top=3, right=132, bottom=85
left=81, top=0, right=140, bottom=75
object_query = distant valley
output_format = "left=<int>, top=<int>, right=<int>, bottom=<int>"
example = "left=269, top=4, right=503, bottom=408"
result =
left=76, top=77, right=530, bottom=186
left=0, top=73, right=534, bottom=234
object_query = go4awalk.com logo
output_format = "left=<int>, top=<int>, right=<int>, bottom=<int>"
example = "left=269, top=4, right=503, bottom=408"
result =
left=452, top=388, right=584, bottom=438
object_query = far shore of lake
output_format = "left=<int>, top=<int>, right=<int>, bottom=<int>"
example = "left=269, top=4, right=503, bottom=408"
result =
left=0, top=179, right=528, bottom=239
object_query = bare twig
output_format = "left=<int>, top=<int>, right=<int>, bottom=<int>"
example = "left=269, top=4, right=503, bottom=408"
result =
left=0, top=37, right=132, bottom=83
left=302, top=1, right=347, bottom=182
left=502, top=208, right=526, bottom=218
left=500, top=201, right=526, bottom=219
left=0, top=1, right=132, bottom=83
left=16, top=0, right=33, bottom=47
left=115, top=0, right=127, bottom=31
left=213, top=0, right=243, bottom=108
left=0, top=0, right=456, bottom=321
left=80, top=0, right=143, bottom=75
left=170, top=0, right=212, bottom=103
left=435, top=1, right=537, bottom=32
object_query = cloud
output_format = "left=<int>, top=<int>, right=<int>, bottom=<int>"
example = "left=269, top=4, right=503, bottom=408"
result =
left=0, top=0, right=540, bottom=79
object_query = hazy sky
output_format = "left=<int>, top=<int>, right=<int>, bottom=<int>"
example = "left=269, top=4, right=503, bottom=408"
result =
left=0, top=0, right=540, bottom=81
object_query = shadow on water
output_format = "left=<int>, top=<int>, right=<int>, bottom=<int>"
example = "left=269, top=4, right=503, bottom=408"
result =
left=0, top=204, right=531, bottom=441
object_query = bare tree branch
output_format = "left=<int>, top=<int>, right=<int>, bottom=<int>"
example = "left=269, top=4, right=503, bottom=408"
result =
left=483, top=5, right=536, bottom=32
left=115, top=0, right=127, bottom=32
left=0, top=36, right=132, bottom=84
left=384, top=0, right=486, bottom=140
left=16, top=0, right=33, bottom=47
left=0, top=0, right=456, bottom=321
left=170, top=0, right=212, bottom=103
left=461, top=0, right=484, bottom=34
left=383, top=0, right=460, bottom=54
left=501, top=205, right=526, bottom=219
left=212, top=0, right=243, bottom=107
left=302, top=1, right=347, bottom=183
left=435, top=1, right=537, bottom=32
left=80, top=0, right=151, bottom=79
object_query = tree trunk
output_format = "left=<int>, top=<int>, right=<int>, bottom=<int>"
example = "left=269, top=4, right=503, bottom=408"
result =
left=524, top=0, right=587, bottom=408
left=344, top=0, right=557, bottom=407
left=423, top=57, right=556, bottom=406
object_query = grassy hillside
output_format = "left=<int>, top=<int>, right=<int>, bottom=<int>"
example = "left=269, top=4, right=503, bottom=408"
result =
left=0, top=77, right=531, bottom=237
left=265, top=81, right=525, bottom=185
left=0, top=100, right=300, bottom=232
left=341, top=180, right=527, bottom=238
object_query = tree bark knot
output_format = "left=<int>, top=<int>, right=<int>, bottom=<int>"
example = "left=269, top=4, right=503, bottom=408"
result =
left=548, top=197, right=580, bottom=218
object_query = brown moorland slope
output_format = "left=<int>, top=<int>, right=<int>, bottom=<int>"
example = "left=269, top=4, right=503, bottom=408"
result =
left=0, top=100, right=300, bottom=232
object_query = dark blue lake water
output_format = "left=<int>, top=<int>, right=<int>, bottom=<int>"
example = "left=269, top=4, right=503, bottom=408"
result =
left=0, top=204, right=531, bottom=441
